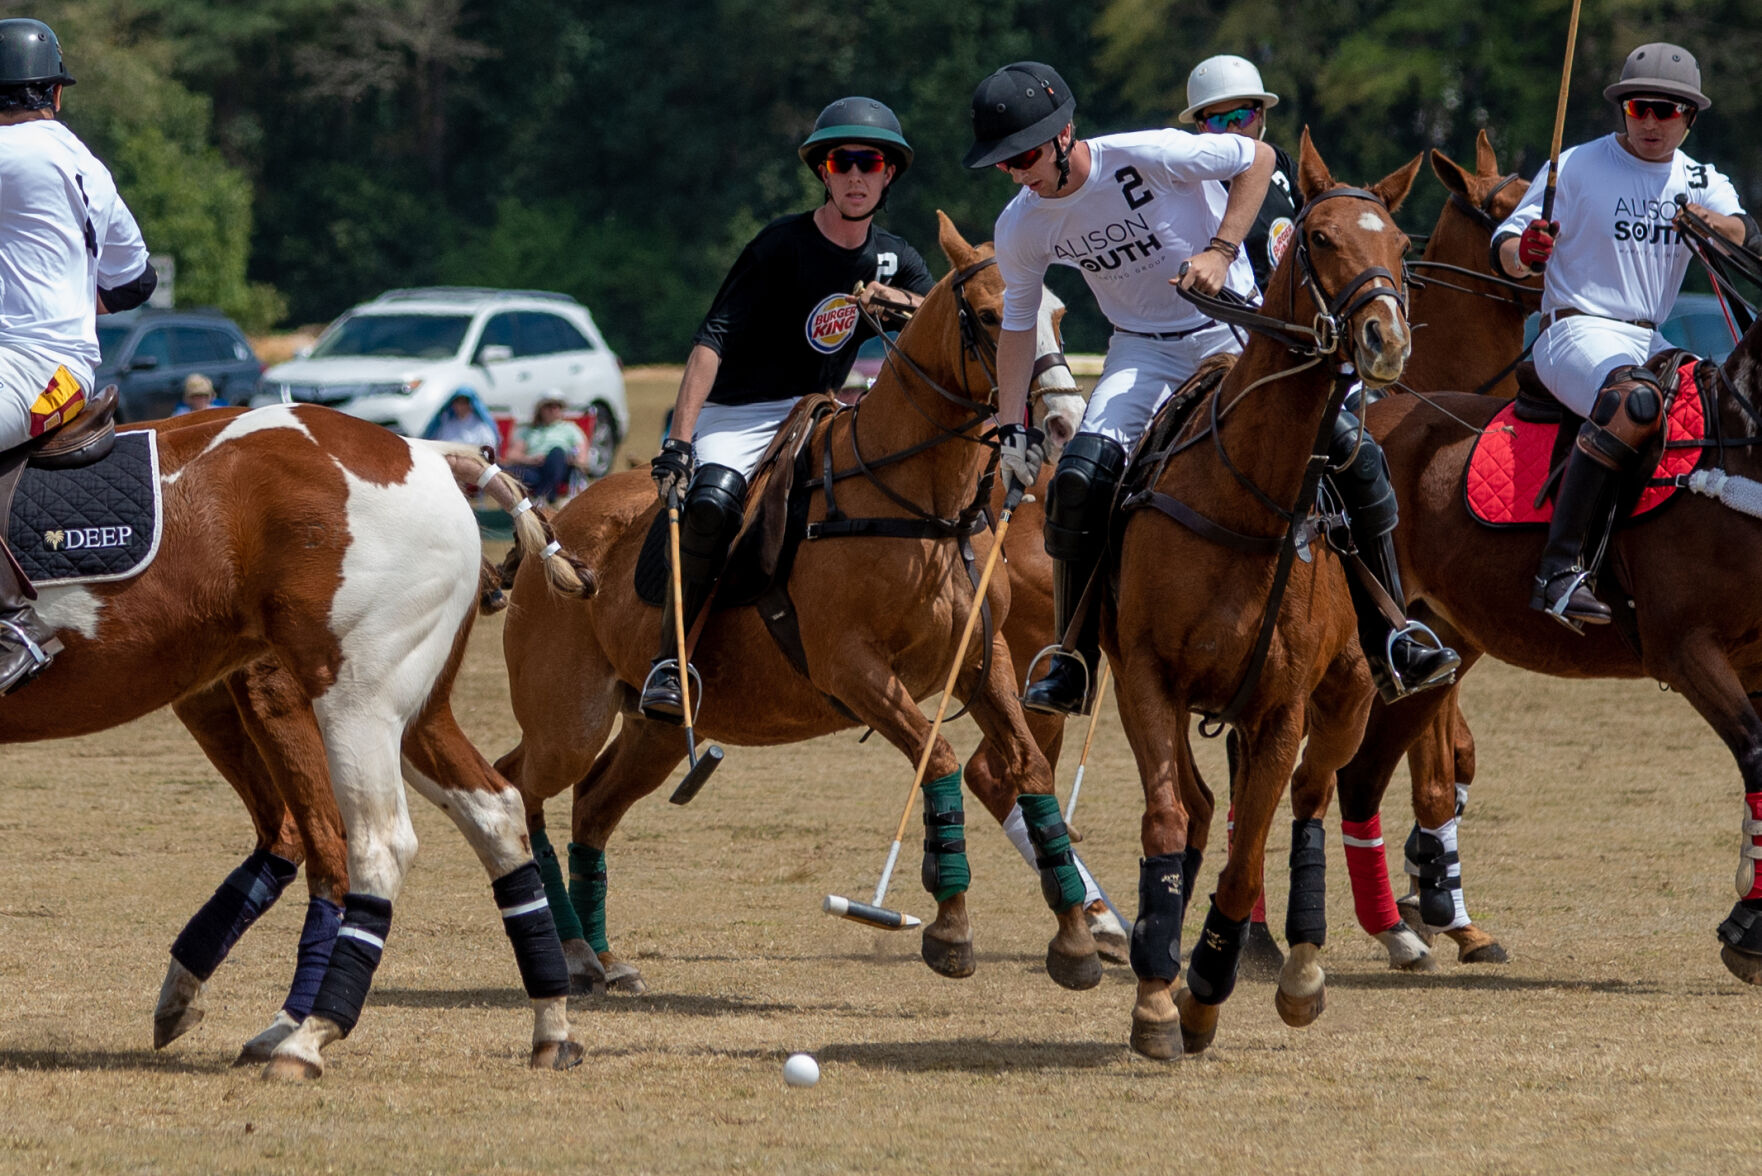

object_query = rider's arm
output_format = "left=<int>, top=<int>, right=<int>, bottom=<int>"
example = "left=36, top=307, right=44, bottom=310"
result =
left=97, top=259, right=157, bottom=313
left=992, top=219, right=1049, bottom=429
left=995, top=328, right=1036, bottom=428
left=668, top=343, right=722, bottom=443
left=1176, top=139, right=1273, bottom=296
left=1684, top=204, right=1750, bottom=248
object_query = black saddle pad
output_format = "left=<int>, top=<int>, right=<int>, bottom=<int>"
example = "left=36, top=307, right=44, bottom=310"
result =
left=633, top=507, right=774, bottom=609
left=8, top=431, right=161, bottom=586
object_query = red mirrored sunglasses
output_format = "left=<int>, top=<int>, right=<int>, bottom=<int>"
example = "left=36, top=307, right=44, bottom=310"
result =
left=994, top=144, right=1046, bottom=172
left=1622, top=97, right=1692, bottom=121
left=823, top=148, right=889, bottom=174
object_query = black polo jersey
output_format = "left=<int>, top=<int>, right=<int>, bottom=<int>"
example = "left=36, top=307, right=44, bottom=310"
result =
left=1224, top=142, right=1301, bottom=291
left=692, top=211, right=934, bottom=406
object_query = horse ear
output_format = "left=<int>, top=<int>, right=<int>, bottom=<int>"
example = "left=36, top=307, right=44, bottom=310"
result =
left=1370, top=153, right=1424, bottom=214
left=937, top=210, right=978, bottom=271
left=1430, top=148, right=1471, bottom=199
left=1474, top=128, right=1499, bottom=177
left=1297, top=127, right=1333, bottom=202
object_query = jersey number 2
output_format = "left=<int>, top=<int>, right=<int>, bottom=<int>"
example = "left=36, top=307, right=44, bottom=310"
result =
left=1114, top=167, right=1152, bottom=210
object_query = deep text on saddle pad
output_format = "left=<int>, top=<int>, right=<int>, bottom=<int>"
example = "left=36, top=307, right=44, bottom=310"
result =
left=8, top=431, right=162, bottom=586
left=1464, top=357, right=1708, bottom=528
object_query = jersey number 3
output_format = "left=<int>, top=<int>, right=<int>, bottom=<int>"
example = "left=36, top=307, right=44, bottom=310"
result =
left=1114, top=167, right=1152, bottom=210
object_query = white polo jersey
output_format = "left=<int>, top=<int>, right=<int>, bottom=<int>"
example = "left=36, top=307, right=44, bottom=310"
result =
left=0, top=119, right=150, bottom=381
left=1497, top=133, right=1744, bottom=324
left=993, top=130, right=1258, bottom=335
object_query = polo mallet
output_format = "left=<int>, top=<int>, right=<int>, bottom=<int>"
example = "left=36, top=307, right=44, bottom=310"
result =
left=664, top=492, right=724, bottom=805
left=1540, top=0, right=1584, bottom=225
left=824, top=487, right=1026, bottom=930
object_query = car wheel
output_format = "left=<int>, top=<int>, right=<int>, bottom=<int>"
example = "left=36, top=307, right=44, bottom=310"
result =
left=582, top=401, right=620, bottom=480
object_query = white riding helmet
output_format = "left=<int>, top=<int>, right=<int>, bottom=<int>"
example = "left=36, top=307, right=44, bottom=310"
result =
left=1179, top=54, right=1280, bottom=124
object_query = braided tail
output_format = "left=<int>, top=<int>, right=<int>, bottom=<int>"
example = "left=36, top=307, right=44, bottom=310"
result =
left=427, top=442, right=597, bottom=600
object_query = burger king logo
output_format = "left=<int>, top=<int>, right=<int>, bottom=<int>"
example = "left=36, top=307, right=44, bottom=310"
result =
left=1267, top=217, right=1295, bottom=269
left=805, top=293, right=861, bottom=355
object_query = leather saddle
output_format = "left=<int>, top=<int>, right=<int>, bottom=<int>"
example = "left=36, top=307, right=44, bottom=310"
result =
left=8, top=383, right=120, bottom=471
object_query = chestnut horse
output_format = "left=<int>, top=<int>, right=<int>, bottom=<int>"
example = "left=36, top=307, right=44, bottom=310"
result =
left=0, top=405, right=591, bottom=1079
left=1105, top=132, right=1422, bottom=1058
left=497, top=212, right=1106, bottom=992
left=1333, top=214, right=1762, bottom=989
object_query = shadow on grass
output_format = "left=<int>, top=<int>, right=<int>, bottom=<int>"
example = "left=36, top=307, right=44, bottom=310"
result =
left=0, top=1047, right=228, bottom=1074
left=1321, top=969, right=1665, bottom=995
left=580, top=1038, right=1129, bottom=1071
left=373, top=986, right=853, bottom=1017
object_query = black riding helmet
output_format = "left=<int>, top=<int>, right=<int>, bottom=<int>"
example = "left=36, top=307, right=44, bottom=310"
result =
left=0, top=19, right=75, bottom=87
left=798, top=96, right=913, bottom=176
left=963, top=61, right=1075, bottom=183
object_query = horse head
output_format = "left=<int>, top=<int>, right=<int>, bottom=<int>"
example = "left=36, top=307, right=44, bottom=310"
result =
left=1428, top=129, right=1539, bottom=291
left=1293, top=128, right=1422, bottom=387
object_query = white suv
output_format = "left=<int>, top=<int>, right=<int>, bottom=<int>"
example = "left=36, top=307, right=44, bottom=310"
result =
left=257, top=287, right=629, bottom=476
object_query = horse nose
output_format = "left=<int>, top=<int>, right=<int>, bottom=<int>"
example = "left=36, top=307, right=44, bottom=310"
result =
left=1363, top=317, right=1384, bottom=356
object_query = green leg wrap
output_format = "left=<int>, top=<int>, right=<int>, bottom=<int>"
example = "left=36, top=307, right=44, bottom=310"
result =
left=567, top=843, right=610, bottom=954
left=920, top=770, right=970, bottom=903
left=531, top=828, right=586, bottom=943
left=1018, top=792, right=1085, bottom=912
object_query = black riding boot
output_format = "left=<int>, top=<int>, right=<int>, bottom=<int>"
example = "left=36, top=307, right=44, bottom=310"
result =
left=1530, top=446, right=1617, bottom=628
left=1021, top=435, right=1125, bottom=717
left=639, top=465, right=747, bottom=724
left=1349, top=531, right=1460, bottom=703
left=0, top=542, right=58, bottom=696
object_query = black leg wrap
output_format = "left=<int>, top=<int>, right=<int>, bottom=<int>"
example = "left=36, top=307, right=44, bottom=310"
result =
left=1285, top=818, right=1328, bottom=948
left=1404, top=825, right=1460, bottom=928
left=1718, top=898, right=1762, bottom=954
left=171, top=848, right=299, bottom=981
left=308, top=893, right=393, bottom=1038
left=493, top=862, right=571, bottom=999
left=1129, top=852, right=1187, bottom=982
left=1185, top=898, right=1249, bottom=1006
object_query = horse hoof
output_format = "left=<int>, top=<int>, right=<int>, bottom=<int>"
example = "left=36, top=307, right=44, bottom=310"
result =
left=598, top=952, right=648, bottom=995
left=1273, top=983, right=1326, bottom=1028
left=1721, top=944, right=1762, bottom=985
left=1239, top=921, right=1286, bottom=982
left=1275, top=942, right=1326, bottom=1028
left=261, top=1054, right=323, bottom=1083
left=1173, top=986, right=1218, bottom=1056
left=531, top=1039, right=586, bottom=1071
left=1129, top=1013, right=1182, bottom=1060
left=1085, top=901, right=1129, bottom=966
left=234, top=1011, right=300, bottom=1067
left=1376, top=924, right=1435, bottom=971
left=921, top=932, right=976, bottom=979
left=153, top=1007, right=203, bottom=1051
left=1045, top=944, right=1102, bottom=991
left=1397, top=895, right=1437, bottom=947
left=1460, top=941, right=1509, bottom=965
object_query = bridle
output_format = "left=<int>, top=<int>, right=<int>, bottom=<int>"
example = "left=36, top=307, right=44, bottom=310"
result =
left=1403, top=173, right=1540, bottom=309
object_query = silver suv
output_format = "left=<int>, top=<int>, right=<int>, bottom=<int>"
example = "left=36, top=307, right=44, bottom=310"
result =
left=257, top=287, right=629, bottom=476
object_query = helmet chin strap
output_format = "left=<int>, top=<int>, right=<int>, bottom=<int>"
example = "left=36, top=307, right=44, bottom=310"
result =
left=1053, top=135, right=1072, bottom=192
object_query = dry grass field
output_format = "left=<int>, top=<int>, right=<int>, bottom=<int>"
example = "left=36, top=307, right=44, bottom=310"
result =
left=1, top=371, right=1758, bottom=1173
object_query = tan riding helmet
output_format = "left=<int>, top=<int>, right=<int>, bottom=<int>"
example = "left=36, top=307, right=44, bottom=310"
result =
left=1603, top=42, right=1710, bottom=110
left=1179, top=54, right=1279, bottom=124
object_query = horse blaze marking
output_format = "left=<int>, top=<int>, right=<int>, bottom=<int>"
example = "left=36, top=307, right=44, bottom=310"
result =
left=1357, top=212, right=1386, bottom=232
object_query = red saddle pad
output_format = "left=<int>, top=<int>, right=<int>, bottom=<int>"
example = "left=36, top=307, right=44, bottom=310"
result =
left=1464, top=358, right=1706, bottom=527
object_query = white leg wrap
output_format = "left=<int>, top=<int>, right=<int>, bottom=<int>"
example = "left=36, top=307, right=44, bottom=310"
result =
left=1737, top=810, right=1762, bottom=898
left=1003, top=806, right=1101, bottom=904
left=1455, top=782, right=1470, bottom=819
left=1405, top=817, right=1471, bottom=930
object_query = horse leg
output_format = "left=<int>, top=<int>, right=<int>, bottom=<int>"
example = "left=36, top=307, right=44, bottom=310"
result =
left=564, top=716, right=689, bottom=995
left=1177, top=703, right=1307, bottom=1056
left=1656, top=629, right=1762, bottom=984
left=961, top=633, right=1098, bottom=990
left=1226, top=729, right=1285, bottom=980
left=1110, top=665, right=1196, bottom=1059
left=965, top=723, right=1130, bottom=965
left=401, top=702, right=580, bottom=1071
left=155, top=675, right=303, bottom=1049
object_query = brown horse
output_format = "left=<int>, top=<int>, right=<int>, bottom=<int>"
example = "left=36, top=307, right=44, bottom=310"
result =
left=2, top=405, right=591, bottom=1079
left=498, top=212, right=1105, bottom=992
left=1105, top=131, right=1422, bottom=1058
left=1335, top=221, right=1762, bottom=988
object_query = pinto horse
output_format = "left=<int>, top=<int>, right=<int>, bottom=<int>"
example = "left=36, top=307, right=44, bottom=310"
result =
left=1104, top=131, right=1422, bottom=1058
left=1334, top=221, right=1762, bottom=989
left=0, top=405, right=592, bottom=1079
left=497, top=212, right=1106, bottom=991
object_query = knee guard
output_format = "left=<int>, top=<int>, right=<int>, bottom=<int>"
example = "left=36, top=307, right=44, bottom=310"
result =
left=493, top=862, right=571, bottom=1000
left=1017, top=793, right=1085, bottom=912
left=309, top=893, right=393, bottom=1038
left=1129, top=852, right=1187, bottom=982
left=1043, top=434, right=1126, bottom=560
left=1329, top=411, right=1399, bottom=538
left=171, top=848, right=300, bottom=980
left=679, top=464, right=748, bottom=581
left=1403, top=824, right=1463, bottom=930
left=1285, top=818, right=1328, bottom=948
left=1576, top=365, right=1663, bottom=471
left=920, top=770, right=970, bottom=902
left=1185, top=897, right=1250, bottom=1006
left=567, top=843, right=610, bottom=954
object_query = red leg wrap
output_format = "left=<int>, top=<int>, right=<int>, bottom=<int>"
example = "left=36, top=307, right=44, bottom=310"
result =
left=1342, top=815, right=1401, bottom=934
left=1226, top=806, right=1269, bottom=924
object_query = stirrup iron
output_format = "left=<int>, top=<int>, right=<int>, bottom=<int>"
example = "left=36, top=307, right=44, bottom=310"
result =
left=1377, top=621, right=1457, bottom=701
left=640, top=657, right=705, bottom=725
left=1538, top=568, right=1594, bottom=635
left=0, top=616, right=55, bottom=669
left=1022, top=643, right=1091, bottom=699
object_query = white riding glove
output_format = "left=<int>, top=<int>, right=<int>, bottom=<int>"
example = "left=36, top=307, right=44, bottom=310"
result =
left=997, top=423, right=1046, bottom=497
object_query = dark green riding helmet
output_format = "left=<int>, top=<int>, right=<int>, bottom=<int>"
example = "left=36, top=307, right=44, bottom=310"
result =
left=0, top=19, right=75, bottom=87
left=798, top=96, right=913, bottom=177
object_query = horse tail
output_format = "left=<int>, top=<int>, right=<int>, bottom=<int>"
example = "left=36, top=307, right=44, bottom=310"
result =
left=427, top=441, right=598, bottom=600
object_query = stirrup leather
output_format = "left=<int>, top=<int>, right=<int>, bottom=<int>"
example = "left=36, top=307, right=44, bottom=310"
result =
left=639, top=657, right=705, bottom=725
left=1021, top=643, right=1092, bottom=709
left=1374, top=621, right=1458, bottom=701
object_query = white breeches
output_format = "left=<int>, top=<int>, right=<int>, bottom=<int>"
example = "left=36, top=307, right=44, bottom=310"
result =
left=1533, top=316, right=1671, bottom=417
left=1078, top=323, right=1244, bottom=449
left=0, top=347, right=86, bottom=452
left=693, top=397, right=801, bottom=478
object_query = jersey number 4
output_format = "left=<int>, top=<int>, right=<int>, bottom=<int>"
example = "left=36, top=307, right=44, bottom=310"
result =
left=1114, top=167, right=1153, bottom=210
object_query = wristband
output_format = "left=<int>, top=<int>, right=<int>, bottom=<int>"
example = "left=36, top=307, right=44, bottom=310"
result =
left=1207, top=237, right=1241, bottom=261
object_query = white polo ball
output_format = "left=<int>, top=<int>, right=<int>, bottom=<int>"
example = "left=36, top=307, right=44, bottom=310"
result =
left=782, top=1052, right=820, bottom=1087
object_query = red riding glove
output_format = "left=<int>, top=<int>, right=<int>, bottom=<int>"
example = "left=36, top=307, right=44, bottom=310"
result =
left=1517, top=219, right=1559, bottom=269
